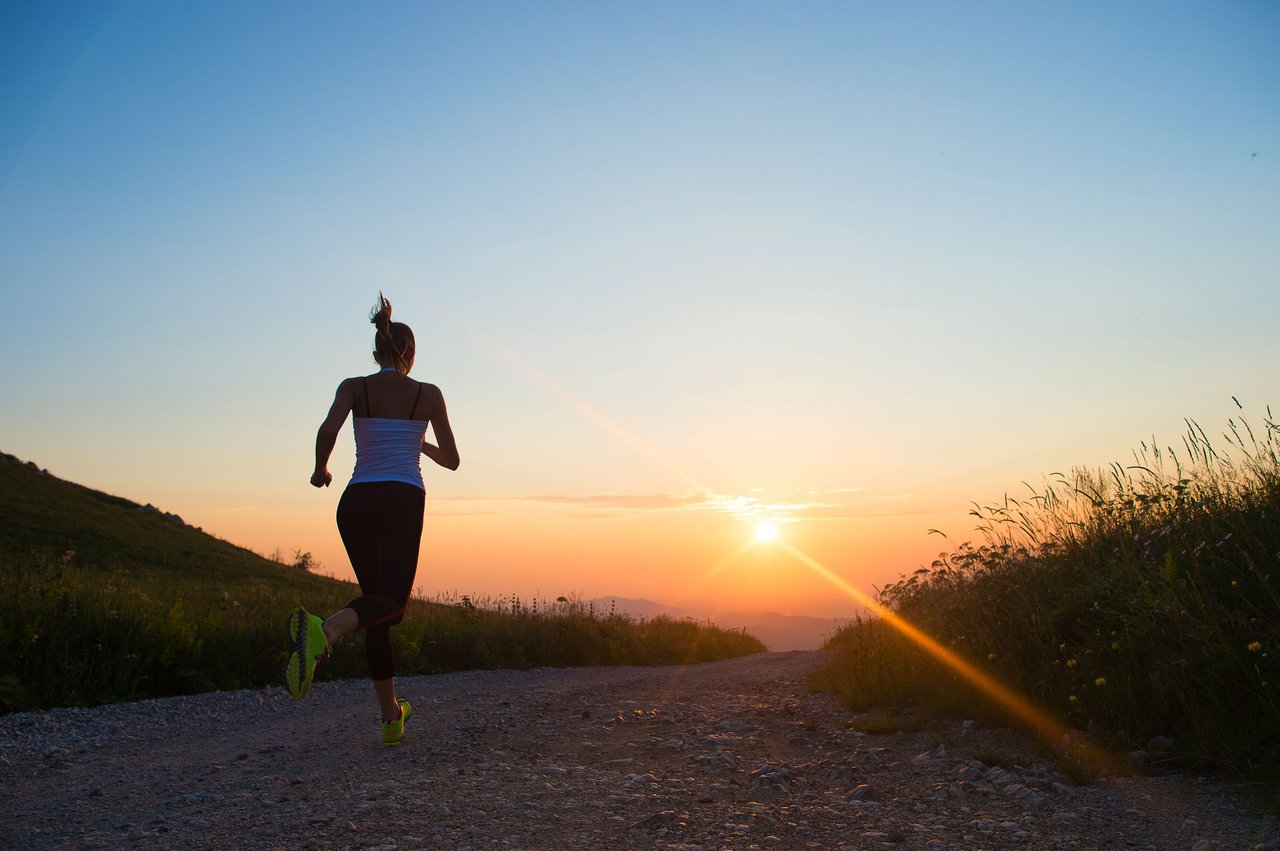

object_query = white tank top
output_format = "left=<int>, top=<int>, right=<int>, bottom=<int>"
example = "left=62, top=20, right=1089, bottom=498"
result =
left=350, top=417, right=429, bottom=490
left=348, top=372, right=429, bottom=490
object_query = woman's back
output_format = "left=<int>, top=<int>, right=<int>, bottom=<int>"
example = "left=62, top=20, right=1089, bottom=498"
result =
left=310, top=292, right=459, bottom=492
left=350, top=370, right=435, bottom=488
left=356, top=371, right=435, bottom=421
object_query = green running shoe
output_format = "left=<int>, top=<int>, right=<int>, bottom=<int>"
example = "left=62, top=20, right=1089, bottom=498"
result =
left=285, top=607, right=329, bottom=700
left=381, top=699, right=412, bottom=747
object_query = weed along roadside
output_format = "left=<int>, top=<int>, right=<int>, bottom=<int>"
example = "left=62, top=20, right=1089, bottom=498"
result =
left=0, top=452, right=763, bottom=714
left=812, top=408, right=1280, bottom=782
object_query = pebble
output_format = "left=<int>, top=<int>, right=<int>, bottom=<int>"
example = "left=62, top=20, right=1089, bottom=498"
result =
left=846, top=784, right=882, bottom=803
left=0, top=653, right=1272, bottom=849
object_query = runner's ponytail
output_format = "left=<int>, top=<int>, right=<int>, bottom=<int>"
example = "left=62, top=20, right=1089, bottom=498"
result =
left=370, top=293, right=415, bottom=375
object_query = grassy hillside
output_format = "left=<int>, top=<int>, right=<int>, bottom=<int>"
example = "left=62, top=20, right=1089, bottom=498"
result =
left=0, top=454, right=342, bottom=595
left=811, top=409, right=1280, bottom=779
left=0, top=454, right=764, bottom=712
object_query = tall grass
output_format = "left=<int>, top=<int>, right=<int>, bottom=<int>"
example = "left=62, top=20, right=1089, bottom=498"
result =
left=812, top=404, right=1280, bottom=777
left=0, top=455, right=764, bottom=713
left=0, top=555, right=764, bottom=713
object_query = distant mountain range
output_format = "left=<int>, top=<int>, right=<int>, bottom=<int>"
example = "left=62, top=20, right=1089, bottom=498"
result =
left=592, top=596, right=856, bottom=651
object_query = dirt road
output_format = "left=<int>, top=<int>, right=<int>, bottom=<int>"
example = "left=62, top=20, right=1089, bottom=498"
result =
left=1, top=652, right=1274, bottom=849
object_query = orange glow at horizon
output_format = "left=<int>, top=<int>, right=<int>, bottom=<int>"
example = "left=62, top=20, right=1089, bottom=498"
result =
left=241, top=318, right=1000, bottom=621
left=671, top=539, right=756, bottom=605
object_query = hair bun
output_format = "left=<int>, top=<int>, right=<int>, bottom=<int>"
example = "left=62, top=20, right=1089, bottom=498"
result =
left=369, top=292, right=393, bottom=332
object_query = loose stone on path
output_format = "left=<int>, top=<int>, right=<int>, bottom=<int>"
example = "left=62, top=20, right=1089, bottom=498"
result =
left=0, top=652, right=1275, bottom=849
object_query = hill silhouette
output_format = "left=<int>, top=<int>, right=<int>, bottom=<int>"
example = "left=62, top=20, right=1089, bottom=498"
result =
left=0, top=451, right=339, bottom=596
left=594, top=596, right=856, bottom=651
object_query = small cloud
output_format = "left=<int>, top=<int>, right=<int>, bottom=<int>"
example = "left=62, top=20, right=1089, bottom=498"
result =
left=790, top=504, right=935, bottom=520
left=436, top=486, right=926, bottom=523
left=423, top=507, right=504, bottom=517
left=694, top=493, right=843, bottom=523
left=440, top=493, right=703, bottom=511
left=526, top=493, right=704, bottom=510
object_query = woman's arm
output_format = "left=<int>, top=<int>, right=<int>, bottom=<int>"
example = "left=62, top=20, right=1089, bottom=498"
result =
left=421, top=384, right=460, bottom=471
left=312, top=379, right=356, bottom=487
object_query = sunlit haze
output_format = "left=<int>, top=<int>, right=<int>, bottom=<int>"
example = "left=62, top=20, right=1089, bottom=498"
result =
left=1, top=2, right=1276, bottom=619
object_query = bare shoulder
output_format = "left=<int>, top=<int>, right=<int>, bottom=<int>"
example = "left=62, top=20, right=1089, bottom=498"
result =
left=328, top=377, right=369, bottom=407
left=416, top=382, right=447, bottom=417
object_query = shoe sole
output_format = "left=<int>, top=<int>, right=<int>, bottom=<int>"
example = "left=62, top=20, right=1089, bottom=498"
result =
left=285, top=607, right=312, bottom=699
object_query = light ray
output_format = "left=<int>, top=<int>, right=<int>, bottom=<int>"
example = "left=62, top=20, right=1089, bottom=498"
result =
left=670, top=539, right=756, bottom=604
left=463, top=324, right=712, bottom=497
left=775, top=539, right=1124, bottom=774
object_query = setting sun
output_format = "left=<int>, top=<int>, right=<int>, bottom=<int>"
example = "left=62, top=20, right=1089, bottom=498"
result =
left=754, top=522, right=777, bottom=543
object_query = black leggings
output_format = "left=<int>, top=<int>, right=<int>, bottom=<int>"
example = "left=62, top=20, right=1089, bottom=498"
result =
left=336, top=482, right=425, bottom=681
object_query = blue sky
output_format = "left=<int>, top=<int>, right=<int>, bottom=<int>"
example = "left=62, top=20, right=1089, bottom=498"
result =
left=1, top=1, right=1276, bottom=614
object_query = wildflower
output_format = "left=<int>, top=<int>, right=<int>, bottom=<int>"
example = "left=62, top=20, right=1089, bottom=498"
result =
left=1231, top=580, right=1239, bottom=589
left=1110, top=641, right=1120, bottom=651
left=1066, top=659, right=1078, bottom=669
left=1069, top=695, right=1078, bottom=703
left=987, top=652, right=997, bottom=661
left=1249, top=641, right=1263, bottom=653
left=1095, top=677, right=1107, bottom=687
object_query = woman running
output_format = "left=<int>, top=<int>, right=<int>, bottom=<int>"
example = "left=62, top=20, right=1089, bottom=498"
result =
left=287, top=293, right=460, bottom=746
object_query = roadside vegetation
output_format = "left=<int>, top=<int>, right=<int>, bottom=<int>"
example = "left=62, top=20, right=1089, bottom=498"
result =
left=812, top=404, right=1280, bottom=779
left=0, top=454, right=763, bottom=713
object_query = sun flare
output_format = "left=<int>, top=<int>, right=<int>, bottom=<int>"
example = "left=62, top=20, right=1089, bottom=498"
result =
left=754, top=522, right=777, bottom=542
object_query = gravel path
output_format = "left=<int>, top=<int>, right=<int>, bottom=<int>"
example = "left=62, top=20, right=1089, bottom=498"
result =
left=2, top=651, right=1275, bottom=849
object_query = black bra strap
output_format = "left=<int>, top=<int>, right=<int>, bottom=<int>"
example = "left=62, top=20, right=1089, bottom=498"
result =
left=409, top=383, right=424, bottom=419
left=362, top=377, right=372, bottom=418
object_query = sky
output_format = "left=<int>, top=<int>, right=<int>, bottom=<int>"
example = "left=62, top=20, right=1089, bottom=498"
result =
left=1, top=1, right=1276, bottom=618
